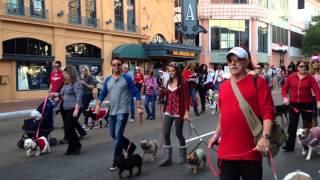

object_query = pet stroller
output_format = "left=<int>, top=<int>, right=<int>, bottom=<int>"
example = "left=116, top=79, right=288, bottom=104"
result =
left=17, top=98, right=58, bottom=149
left=83, top=100, right=110, bottom=129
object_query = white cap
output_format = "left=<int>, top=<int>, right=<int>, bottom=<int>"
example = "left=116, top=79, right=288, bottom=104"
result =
left=226, top=47, right=249, bottom=60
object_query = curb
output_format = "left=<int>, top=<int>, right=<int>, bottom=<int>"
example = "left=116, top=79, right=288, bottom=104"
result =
left=0, top=109, right=34, bottom=119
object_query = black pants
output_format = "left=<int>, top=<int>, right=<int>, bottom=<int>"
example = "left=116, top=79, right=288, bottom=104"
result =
left=285, top=102, right=313, bottom=149
left=219, top=160, right=262, bottom=180
left=61, top=108, right=82, bottom=152
left=82, top=93, right=93, bottom=125
left=198, top=85, right=207, bottom=111
left=163, top=115, right=185, bottom=146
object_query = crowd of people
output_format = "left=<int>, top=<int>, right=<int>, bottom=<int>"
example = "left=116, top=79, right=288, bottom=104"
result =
left=45, top=49, right=320, bottom=179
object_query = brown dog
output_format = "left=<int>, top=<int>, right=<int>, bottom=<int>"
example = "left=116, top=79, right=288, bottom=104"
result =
left=187, top=149, right=206, bottom=174
left=139, top=139, right=159, bottom=161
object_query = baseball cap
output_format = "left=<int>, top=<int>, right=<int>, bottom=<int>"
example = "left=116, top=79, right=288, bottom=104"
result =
left=226, top=47, right=249, bottom=60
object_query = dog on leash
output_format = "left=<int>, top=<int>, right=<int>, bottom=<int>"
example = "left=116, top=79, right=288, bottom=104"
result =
left=297, top=127, right=320, bottom=160
left=283, top=170, right=312, bottom=180
left=84, top=107, right=109, bottom=129
left=275, top=104, right=289, bottom=127
left=140, top=139, right=159, bottom=161
left=114, top=154, right=143, bottom=179
left=24, top=136, right=51, bottom=157
left=187, top=148, right=206, bottom=174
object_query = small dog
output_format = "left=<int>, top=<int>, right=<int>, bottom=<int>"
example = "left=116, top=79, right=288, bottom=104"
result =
left=275, top=105, right=289, bottom=127
left=297, top=127, right=320, bottom=160
left=283, top=170, right=312, bottom=180
left=187, top=148, right=206, bottom=174
left=84, top=107, right=109, bottom=129
left=114, top=154, right=142, bottom=179
left=140, top=139, right=159, bottom=161
left=24, top=136, right=51, bottom=157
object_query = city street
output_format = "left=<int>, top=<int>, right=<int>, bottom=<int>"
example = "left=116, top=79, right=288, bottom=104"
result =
left=0, top=89, right=319, bottom=180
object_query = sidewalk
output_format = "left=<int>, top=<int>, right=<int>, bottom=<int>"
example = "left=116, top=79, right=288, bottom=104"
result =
left=0, top=99, right=42, bottom=118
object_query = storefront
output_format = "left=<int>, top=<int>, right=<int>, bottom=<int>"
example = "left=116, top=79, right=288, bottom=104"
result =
left=2, top=38, right=54, bottom=92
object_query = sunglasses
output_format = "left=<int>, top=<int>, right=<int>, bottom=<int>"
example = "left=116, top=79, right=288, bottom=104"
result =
left=112, top=63, right=122, bottom=67
left=298, top=65, right=306, bottom=68
left=54, top=65, right=60, bottom=68
left=169, top=62, right=178, bottom=67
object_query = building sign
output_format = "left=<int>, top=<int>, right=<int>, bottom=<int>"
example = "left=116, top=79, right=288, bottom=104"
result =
left=170, top=50, right=196, bottom=57
left=176, top=0, right=207, bottom=39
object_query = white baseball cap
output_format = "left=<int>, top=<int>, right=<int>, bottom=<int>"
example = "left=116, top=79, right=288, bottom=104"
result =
left=226, top=47, right=249, bottom=60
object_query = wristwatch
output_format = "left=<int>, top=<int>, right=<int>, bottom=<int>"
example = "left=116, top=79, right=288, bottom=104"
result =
left=262, top=133, right=271, bottom=140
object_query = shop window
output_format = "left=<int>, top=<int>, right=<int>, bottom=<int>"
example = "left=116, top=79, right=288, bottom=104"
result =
left=3, top=38, right=51, bottom=56
left=17, top=62, right=51, bottom=91
left=127, top=0, right=136, bottom=32
left=258, top=22, right=268, bottom=53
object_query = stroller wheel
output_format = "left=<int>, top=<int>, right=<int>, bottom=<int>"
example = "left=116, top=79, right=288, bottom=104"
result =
left=49, top=138, right=58, bottom=146
left=17, top=139, right=25, bottom=149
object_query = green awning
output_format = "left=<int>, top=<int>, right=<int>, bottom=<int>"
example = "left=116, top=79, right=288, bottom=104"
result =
left=112, top=44, right=148, bottom=60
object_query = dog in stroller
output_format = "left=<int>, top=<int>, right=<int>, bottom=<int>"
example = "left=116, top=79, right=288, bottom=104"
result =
left=83, top=100, right=110, bottom=129
left=17, top=98, right=58, bottom=149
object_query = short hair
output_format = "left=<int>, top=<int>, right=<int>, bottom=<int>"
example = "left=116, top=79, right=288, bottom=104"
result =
left=63, top=66, right=78, bottom=83
left=111, top=58, right=123, bottom=65
left=122, top=63, right=129, bottom=69
left=55, top=60, right=61, bottom=66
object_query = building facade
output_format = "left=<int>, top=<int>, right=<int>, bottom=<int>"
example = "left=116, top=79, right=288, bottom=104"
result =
left=194, top=0, right=320, bottom=65
left=0, top=0, right=175, bottom=101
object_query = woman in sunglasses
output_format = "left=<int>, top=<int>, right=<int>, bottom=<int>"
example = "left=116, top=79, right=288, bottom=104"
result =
left=158, top=62, right=190, bottom=167
left=282, top=60, right=320, bottom=152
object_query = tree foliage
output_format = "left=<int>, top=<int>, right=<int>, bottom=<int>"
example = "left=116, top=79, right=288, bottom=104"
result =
left=302, top=15, right=320, bottom=56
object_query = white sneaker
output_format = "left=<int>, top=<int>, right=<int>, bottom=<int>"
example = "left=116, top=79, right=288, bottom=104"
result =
left=109, top=166, right=118, bottom=171
left=82, top=124, right=87, bottom=128
left=129, top=118, right=136, bottom=123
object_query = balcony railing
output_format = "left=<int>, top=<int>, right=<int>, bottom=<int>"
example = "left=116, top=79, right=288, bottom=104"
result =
left=68, top=15, right=100, bottom=28
left=114, top=21, right=139, bottom=33
left=6, top=3, right=48, bottom=20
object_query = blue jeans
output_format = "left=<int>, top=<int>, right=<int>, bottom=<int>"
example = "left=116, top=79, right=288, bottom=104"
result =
left=108, top=113, right=131, bottom=160
left=144, top=95, right=156, bottom=118
left=129, top=96, right=135, bottom=119
left=190, top=86, right=197, bottom=107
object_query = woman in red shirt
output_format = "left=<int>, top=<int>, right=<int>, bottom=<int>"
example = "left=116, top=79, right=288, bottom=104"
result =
left=208, top=47, right=274, bottom=180
left=134, top=67, right=144, bottom=92
left=158, top=62, right=190, bottom=167
left=282, top=60, right=320, bottom=152
left=182, top=63, right=199, bottom=116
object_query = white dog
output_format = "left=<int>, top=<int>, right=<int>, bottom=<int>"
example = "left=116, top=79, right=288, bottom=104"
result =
left=296, top=127, right=320, bottom=160
left=24, top=136, right=50, bottom=157
left=283, top=170, right=312, bottom=180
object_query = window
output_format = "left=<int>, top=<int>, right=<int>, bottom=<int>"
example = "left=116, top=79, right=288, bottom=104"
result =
left=127, top=0, right=136, bottom=32
left=66, top=43, right=101, bottom=58
left=290, top=31, right=303, bottom=48
left=85, top=0, right=96, bottom=26
left=114, top=0, right=124, bottom=30
left=17, top=62, right=51, bottom=91
left=210, top=20, right=249, bottom=51
left=69, top=0, right=81, bottom=24
left=175, top=0, right=182, bottom=7
left=30, top=0, right=45, bottom=18
left=152, top=34, right=166, bottom=43
left=3, top=38, right=51, bottom=56
left=258, top=22, right=268, bottom=53
left=272, top=25, right=288, bottom=45
left=7, top=0, right=24, bottom=16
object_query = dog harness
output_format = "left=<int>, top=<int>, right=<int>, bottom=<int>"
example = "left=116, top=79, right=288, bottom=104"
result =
left=36, top=138, right=46, bottom=151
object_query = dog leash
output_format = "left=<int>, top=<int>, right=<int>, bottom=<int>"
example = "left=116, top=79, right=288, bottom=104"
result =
left=207, top=147, right=278, bottom=180
left=289, top=105, right=314, bottom=113
left=35, top=95, right=49, bottom=139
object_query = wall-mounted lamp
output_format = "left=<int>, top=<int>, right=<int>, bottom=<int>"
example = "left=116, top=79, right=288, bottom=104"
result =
left=142, top=25, right=148, bottom=30
left=57, top=10, right=64, bottom=17
left=105, top=19, right=112, bottom=24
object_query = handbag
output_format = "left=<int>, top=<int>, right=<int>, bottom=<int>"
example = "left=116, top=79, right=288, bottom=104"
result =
left=230, top=77, right=287, bottom=158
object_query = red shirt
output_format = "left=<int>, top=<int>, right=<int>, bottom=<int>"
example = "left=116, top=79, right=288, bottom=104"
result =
left=49, top=70, right=64, bottom=93
left=282, top=72, right=320, bottom=103
left=218, top=75, right=274, bottom=160
left=134, top=73, right=144, bottom=84
left=182, top=69, right=192, bottom=80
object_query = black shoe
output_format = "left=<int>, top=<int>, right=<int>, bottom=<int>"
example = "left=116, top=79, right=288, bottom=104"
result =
left=79, top=132, right=87, bottom=139
left=64, top=148, right=74, bottom=155
left=73, top=148, right=81, bottom=155
left=60, top=139, right=68, bottom=144
left=282, top=146, right=294, bottom=152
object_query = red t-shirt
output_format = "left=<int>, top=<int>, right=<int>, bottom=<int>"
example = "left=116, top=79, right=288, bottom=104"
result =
left=218, top=75, right=274, bottom=160
left=134, top=73, right=144, bottom=84
left=49, top=70, right=64, bottom=93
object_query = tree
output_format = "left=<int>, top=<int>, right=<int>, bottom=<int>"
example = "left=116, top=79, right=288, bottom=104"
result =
left=302, top=15, right=320, bottom=56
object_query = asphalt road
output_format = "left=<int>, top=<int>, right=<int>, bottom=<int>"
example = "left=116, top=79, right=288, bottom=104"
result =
left=0, top=89, right=319, bottom=180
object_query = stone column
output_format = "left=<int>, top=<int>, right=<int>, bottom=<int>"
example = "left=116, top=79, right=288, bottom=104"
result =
left=199, top=18, right=210, bottom=65
left=250, top=18, right=258, bottom=65
left=53, top=28, right=67, bottom=66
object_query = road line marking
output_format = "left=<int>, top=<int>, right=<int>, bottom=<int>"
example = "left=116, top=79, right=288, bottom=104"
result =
left=186, top=131, right=215, bottom=143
